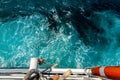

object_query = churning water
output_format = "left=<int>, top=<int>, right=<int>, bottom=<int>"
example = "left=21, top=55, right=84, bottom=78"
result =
left=0, top=0, right=120, bottom=68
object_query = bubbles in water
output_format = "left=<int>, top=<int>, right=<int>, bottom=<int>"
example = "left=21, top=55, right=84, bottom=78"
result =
left=1, top=0, right=120, bottom=68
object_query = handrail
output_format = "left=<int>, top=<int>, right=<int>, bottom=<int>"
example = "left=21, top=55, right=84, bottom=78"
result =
left=0, top=68, right=90, bottom=74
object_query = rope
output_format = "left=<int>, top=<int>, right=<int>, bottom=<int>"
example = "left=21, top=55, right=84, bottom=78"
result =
left=41, top=67, right=52, bottom=73
left=23, top=69, right=40, bottom=80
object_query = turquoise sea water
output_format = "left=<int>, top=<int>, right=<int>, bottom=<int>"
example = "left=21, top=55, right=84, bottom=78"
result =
left=0, top=0, right=120, bottom=68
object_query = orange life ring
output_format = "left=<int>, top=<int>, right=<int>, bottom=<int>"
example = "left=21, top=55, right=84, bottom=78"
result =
left=92, top=66, right=120, bottom=80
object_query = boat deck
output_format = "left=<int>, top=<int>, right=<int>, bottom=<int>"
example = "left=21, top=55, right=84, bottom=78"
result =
left=0, top=68, right=109, bottom=80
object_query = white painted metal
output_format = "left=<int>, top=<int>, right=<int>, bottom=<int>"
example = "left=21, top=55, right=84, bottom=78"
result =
left=29, top=58, right=38, bottom=70
left=0, top=75, right=103, bottom=80
left=0, top=58, right=104, bottom=80
left=0, top=68, right=91, bottom=74
left=0, top=68, right=103, bottom=80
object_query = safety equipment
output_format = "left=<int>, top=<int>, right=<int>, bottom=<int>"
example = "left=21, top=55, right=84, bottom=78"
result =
left=92, top=66, right=120, bottom=80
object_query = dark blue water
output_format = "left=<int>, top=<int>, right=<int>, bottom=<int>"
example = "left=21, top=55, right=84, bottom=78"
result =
left=0, top=0, right=120, bottom=68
